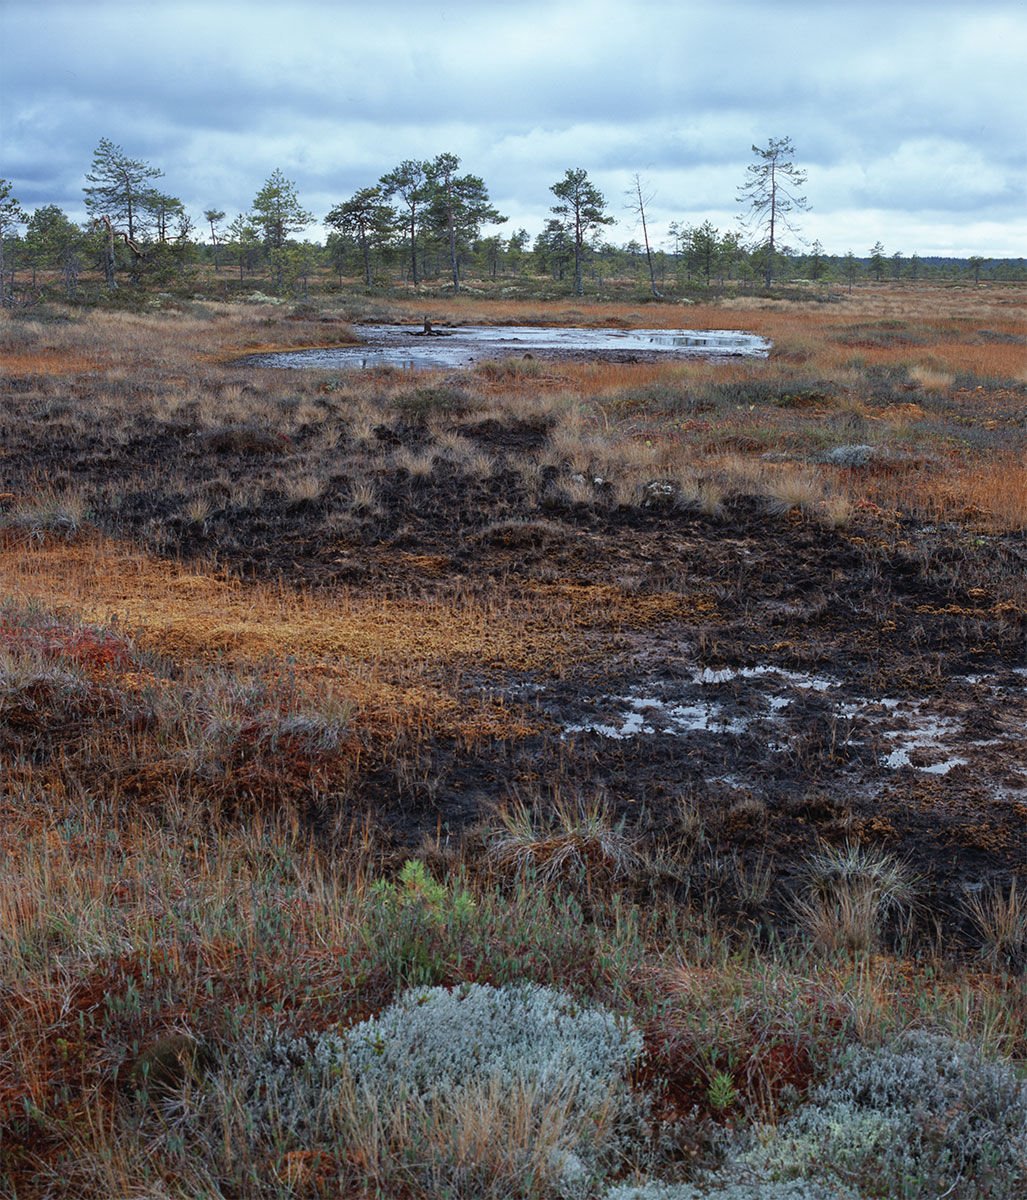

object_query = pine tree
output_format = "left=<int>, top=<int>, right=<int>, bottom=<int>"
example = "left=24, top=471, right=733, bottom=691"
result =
left=249, top=170, right=313, bottom=291
left=380, top=160, right=429, bottom=286
left=0, top=178, right=27, bottom=305
left=83, top=138, right=163, bottom=243
left=250, top=169, right=313, bottom=252
left=869, top=241, right=886, bottom=281
left=737, top=136, right=809, bottom=287
left=424, top=153, right=505, bottom=292
left=550, top=168, right=614, bottom=297
left=326, top=187, right=395, bottom=286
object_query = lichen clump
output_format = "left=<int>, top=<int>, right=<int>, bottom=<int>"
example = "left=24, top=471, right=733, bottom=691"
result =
left=213, top=982, right=645, bottom=1198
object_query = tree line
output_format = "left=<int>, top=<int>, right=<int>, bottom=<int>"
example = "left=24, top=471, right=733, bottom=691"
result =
left=1, top=137, right=1022, bottom=304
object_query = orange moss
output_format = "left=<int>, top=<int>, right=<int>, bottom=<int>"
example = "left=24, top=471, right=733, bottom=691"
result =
left=2, top=350, right=110, bottom=376
left=0, top=536, right=717, bottom=747
left=545, top=582, right=718, bottom=625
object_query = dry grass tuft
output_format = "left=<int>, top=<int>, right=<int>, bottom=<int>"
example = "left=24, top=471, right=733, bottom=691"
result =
left=347, top=480, right=382, bottom=516
left=965, top=880, right=1027, bottom=971
left=283, top=473, right=325, bottom=504
left=393, top=445, right=438, bottom=478
left=908, top=364, right=955, bottom=391
left=763, top=467, right=825, bottom=516
left=2, top=487, right=90, bottom=542
left=817, top=493, right=853, bottom=527
left=792, top=842, right=918, bottom=954
left=488, top=794, right=639, bottom=889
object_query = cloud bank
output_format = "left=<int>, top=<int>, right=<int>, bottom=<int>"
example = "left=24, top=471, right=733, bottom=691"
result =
left=2, top=0, right=1024, bottom=256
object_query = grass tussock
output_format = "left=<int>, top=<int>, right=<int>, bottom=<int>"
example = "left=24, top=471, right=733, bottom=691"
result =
left=791, top=842, right=919, bottom=954
left=965, top=879, right=1027, bottom=971
left=488, top=794, right=641, bottom=891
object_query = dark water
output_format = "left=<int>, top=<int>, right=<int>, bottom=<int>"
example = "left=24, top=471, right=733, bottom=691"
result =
left=240, top=324, right=771, bottom=370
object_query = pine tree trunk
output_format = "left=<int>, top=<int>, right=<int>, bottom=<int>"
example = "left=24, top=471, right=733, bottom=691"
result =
left=103, top=218, right=118, bottom=290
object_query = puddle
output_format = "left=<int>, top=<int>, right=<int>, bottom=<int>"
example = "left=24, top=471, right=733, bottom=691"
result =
left=566, top=693, right=750, bottom=739
left=240, top=324, right=771, bottom=370
left=559, top=663, right=1025, bottom=780
left=565, top=666, right=834, bottom=745
left=877, top=713, right=967, bottom=775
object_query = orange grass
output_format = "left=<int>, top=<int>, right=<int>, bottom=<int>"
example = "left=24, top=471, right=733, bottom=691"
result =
left=0, top=536, right=550, bottom=742
left=521, top=357, right=746, bottom=396
left=2, top=350, right=112, bottom=376
left=847, top=454, right=1027, bottom=533
left=824, top=337, right=1027, bottom=378
left=383, top=289, right=1024, bottom=407
left=0, top=533, right=718, bottom=744
left=389, top=282, right=1024, bottom=330
left=0, top=535, right=708, bottom=667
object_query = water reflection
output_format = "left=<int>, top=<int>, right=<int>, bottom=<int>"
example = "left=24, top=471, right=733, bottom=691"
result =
left=646, top=332, right=739, bottom=347
left=241, top=324, right=770, bottom=370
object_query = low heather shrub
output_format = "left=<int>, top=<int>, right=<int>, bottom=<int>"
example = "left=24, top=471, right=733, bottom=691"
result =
left=204, top=982, right=646, bottom=1198
left=819, top=443, right=879, bottom=468
left=729, top=1029, right=1027, bottom=1199
left=607, top=1182, right=856, bottom=1200
left=611, top=1030, right=1025, bottom=1200
left=343, top=981, right=642, bottom=1106
left=393, top=384, right=472, bottom=422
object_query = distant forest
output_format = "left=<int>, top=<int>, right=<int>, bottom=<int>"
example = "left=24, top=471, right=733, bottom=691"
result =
left=1, top=139, right=1024, bottom=303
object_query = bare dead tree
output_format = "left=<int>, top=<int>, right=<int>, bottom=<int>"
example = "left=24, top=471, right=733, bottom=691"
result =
left=627, top=174, right=661, bottom=298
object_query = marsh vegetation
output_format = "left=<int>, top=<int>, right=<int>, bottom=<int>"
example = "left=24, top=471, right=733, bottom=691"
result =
left=1, top=281, right=1025, bottom=1197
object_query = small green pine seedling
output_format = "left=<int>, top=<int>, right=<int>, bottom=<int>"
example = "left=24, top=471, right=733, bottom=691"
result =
left=707, top=1070, right=738, bottom=1112
left=372, top=859, right=475, bottom=920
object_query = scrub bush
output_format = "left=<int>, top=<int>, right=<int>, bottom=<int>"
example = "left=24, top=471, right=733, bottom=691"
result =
left=730, top=1029, right=1027, bottom=1199
left=607, top=1182, right=855, bottom=1200
left=205, top=982, right=646, bottom=1198
left=343, top=980, right=642, bottom=1105
left=608, top=1030, right=1025, bottom=1200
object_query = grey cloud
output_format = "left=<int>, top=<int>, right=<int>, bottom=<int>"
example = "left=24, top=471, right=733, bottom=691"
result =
left=2, top=0, right=1024, bottom=256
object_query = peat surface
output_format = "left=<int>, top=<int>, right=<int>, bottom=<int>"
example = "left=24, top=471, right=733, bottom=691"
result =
left=2, top=388, right=1024, bottom=945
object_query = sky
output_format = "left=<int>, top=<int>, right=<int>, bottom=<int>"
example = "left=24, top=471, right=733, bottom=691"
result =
left=2, top=0, right=1025, bottom=258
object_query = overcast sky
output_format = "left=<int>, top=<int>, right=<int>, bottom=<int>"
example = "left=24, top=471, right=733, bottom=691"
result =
left=2, top=0, right=1025, bottom=258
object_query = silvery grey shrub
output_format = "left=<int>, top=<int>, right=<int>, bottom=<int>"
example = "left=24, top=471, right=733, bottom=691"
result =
left=212, top=982, right=646, bottom=1197
left=205, top=999, right=1026, bottom=1200
left=607, top=1182, right=857, bottom=1200
left=343, top=980, right=642, bottom=1106
left=609, top=1030, right=1025, bottom=1200
left=819, top=444, right=878, bottom=468
left=742, top=1028, right=1027, bottom=1199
